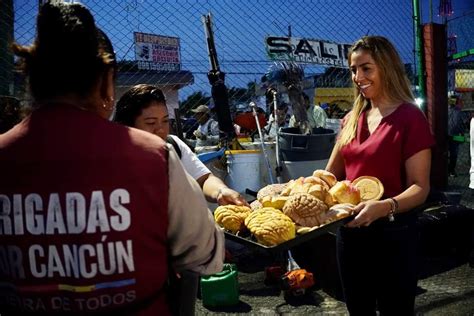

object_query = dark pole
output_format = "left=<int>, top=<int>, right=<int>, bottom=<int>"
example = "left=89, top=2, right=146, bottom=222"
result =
left=413, top=0, right=426, bottom=112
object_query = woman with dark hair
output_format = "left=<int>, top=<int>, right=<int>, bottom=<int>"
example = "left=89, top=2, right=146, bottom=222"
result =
left=114, top=84, right=248, bottom=206
left=0, top=2, right=223, bottom=314
left=326, top=36, right=434, bottom=315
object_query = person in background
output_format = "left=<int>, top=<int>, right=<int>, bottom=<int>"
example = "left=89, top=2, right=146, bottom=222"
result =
left=0, top=2, right=224, bottom=314
left=114, top=84, right=247, bottom=206
left=447, top=95, right=467, bottom=177
left=326, top=36, right=434, bottom=315
left=264, top=102, right=290, bottom=139
left=289, top=92, right=327, bottom=129
left=192, top=104, right=220, bottom=146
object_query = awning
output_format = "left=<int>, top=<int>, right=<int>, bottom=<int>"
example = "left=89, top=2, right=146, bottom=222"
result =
left=314, top=88, right=354, bottom=110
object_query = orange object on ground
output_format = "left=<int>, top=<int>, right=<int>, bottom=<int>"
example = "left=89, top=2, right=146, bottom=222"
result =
left=234, top=112, right=266, bottom=132
left=281, top=269, right=315, bottom=294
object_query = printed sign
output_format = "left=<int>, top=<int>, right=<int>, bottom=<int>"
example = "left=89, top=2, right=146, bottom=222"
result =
left=455, top=69, right=474, bottom=89
left=265, top=36, right=352, bottom=68
left=134, top=32, right=181, bottom=71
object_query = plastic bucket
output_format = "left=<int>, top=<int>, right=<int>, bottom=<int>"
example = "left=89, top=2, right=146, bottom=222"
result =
left=225, top=150, right=262, bottom=194
left=200, top=263, right=239, bottom=307
left=278, top=127, right=336, bottom=162
left=282, top=159, right=328, bottom=182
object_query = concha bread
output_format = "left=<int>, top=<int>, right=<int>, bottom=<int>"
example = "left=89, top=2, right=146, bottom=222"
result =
left=250, top=199, right=263, bottom=211
left=352, top=176, right=384, bottom=201
left=282, top=193, right=328, bottom=227
left=312, top=169, right=338, bottom=188
left=244, top=207, right=295, bottom=246
left=214, top=205, right=251, bottom=233
left=328, top=181, right=361, bottom=205
left=257, top=183, right=287, bottom=200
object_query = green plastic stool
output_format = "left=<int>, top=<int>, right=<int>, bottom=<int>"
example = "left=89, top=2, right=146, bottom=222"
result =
left=200, top=263, right=239, bottom=307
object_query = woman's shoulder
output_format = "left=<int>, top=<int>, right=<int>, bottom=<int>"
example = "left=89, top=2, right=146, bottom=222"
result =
left=168, top=134, right=183, bottom=144
left=397, top=102, right=423, bottom=114
left=124, top=124, right=166, bottom=148
left=395, top=103, right=428, bottom=122
left=168, top=134, right=191, bottom=151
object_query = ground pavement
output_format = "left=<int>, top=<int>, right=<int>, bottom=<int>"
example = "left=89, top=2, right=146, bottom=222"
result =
left=195, top=239, right=474, bottom=315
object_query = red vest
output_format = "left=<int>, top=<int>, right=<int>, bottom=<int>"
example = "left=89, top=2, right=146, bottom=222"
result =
left=0, top=104, right=171, bottom=315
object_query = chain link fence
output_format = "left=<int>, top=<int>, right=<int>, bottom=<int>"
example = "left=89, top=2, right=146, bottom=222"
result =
left=447, top=11, right=474, bottom=207
left=1, top=0, right=473, bottom=205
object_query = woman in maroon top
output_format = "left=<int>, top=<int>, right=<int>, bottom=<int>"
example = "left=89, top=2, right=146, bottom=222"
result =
left=326, top=36, right=434, bottom=315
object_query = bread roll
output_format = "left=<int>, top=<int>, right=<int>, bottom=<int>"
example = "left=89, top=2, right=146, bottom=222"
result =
left=313, top=169, right=337, bottom=188
left=352, top=176, right=384, bottom=201
left=304, top=176, right=330, bottom=190
left=328, top=181, right=361, bottom=205
left=260, top=195, right=289, bottom=210
left=320, top=203, right=354, bottom=224
left=308, top=184, right=327, bottom=201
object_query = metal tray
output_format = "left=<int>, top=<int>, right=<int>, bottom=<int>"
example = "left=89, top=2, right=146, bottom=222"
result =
left=224, top=215, right=354, bottom=253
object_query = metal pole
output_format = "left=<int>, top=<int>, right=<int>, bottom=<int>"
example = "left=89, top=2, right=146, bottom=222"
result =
left=250, top=102, right=275, bottom=184
left=413, top=0, right=426, bottom=112
left=273, top=90, right=282, bottom=184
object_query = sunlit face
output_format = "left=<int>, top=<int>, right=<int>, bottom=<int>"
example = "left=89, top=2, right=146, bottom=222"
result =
left=133, top=101, right=169, bottom=139
left=350, top=50, right=383, bottom=103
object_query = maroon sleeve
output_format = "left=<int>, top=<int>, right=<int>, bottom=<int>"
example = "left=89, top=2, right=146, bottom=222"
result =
left=402, top=106, right=435, bottom=161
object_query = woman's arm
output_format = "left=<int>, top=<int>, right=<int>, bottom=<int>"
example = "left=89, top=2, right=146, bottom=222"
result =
left=326, top=142, right=346, bottom=181
left=199, top=173, right=249, bottom=206
left=347, top=148, right=431, bottom=227
left=393, top=148, right=431, bottom=211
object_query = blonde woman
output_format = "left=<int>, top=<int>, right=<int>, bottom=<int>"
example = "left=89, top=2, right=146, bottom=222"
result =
left=326, top=36, right=434, bottom=315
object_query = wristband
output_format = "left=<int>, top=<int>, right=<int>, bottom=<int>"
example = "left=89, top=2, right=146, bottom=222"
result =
left=387, top=198, right=398, bottom=222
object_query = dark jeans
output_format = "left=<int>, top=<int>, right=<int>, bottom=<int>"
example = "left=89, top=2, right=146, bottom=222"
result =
left=448, top=138, right=460, bottom=174
left=336, top=214, right=418, bottom=316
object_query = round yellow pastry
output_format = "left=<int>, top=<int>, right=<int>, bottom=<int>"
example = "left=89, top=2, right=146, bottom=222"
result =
left=214, top=205, right=251, bottom=233
left=352, top=176, right=384, bottom=201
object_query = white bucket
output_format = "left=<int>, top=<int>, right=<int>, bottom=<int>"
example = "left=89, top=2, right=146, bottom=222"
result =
left=225, top=150, right=262, bottom=194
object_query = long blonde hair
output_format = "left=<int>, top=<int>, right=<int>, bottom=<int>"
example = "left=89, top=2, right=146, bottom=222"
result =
left=338, top=36, right=415, bottom=146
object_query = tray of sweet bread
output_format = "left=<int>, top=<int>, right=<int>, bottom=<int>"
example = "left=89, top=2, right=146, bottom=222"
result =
left=216, top=170, right=384, bottom=253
